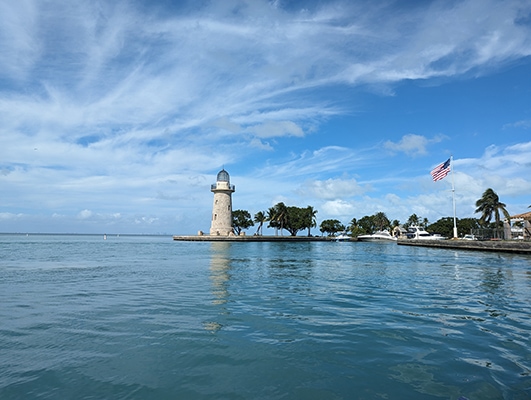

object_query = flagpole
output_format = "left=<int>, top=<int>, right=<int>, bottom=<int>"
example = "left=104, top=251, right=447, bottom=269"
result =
left=450, top=155, right=457, bottom=238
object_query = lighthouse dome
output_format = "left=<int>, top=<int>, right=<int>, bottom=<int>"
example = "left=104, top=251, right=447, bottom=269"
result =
left=216, top=169, right=230, bottom=183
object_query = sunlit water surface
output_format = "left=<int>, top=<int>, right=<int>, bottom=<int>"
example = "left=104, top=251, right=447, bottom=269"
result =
left=1, top=234, right=530, bottom=399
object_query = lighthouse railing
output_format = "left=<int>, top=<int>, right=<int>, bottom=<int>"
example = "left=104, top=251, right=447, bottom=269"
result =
left=211, top=184, right=235, bottom=191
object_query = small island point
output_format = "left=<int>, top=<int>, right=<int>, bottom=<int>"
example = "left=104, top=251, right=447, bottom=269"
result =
left=173, top=168, right=341, bottom=242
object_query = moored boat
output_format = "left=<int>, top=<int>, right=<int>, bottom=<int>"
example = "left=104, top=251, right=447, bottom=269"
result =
left=334, top=232, right=351, bottom=242
left=357, top=230, right=397, bottom=242
left=406, top=225, right=446, bottom=240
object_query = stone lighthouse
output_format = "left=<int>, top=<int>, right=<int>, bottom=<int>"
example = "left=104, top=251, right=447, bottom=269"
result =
left=210, top=169, right=235, bottom=236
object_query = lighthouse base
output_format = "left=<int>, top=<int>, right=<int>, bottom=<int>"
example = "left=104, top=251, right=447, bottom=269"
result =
left=209, top=228, right=234, bottom=236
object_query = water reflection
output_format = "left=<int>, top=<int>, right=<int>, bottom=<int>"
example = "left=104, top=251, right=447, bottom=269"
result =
left=481, top=268, right=506, bottom=294
left=209, top=242, right=232, bottom=305
left=203, top=242, right=232, bottom=334
left=267, top=242, right=315, bottom=282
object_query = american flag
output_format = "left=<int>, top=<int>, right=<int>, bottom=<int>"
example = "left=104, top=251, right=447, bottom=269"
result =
left=430, top=158, right=451, bottom=181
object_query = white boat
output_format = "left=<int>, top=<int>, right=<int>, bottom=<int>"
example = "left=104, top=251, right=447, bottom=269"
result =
left=406, top=226, right=446, bottom=240
left=462, top=234, right=477, bottom=241
left=334, top=233, right=351, bottom=242
left=357, top=230, right=397, bottom=242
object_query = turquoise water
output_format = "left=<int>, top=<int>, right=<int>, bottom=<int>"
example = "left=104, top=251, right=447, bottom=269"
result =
left=1, top=234, right=530, bottom=399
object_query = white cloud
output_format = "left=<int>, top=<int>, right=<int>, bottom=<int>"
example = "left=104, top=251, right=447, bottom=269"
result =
left=321, top=200, right=357, bottom=218
left=297, top=177, right=367, bottom=199
left=503, top=119, right=531, bottom=129
left=78, top=209, right=93, bottom=219
left=0, top=1, right=39, bottom=80
left=0, top=212, right=23, bottom=220
left=384, top=134, right=444, bottom=156
left=249, top=138, right=274, bottom=151
left=248, top=120, right=304, bottom=138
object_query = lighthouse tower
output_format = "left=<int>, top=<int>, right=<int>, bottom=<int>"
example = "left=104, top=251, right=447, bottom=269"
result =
left=210, top=169, right=235, bottom=236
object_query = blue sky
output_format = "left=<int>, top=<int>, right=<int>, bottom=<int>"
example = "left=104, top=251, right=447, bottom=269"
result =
left=1, top=0, right=530, bottom=234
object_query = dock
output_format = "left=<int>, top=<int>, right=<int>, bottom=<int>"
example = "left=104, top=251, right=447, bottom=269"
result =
left=398, top=239, right=531, bottom=254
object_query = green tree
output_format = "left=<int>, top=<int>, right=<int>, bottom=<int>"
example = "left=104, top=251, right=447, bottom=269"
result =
left=232, top=209, right=253, bottom=235
left=346, top=218, right=358, bottom=236
left=427, top=217, right=481, bottom=238
left=319, top=219, right=345, bottom=236
left=266, top=203, right=319, bottom=236
left=406, top=214, right=420, bottom=228
left=284, top=206, right=308, bottom=236
left=358, top=215, right=376, bottom=234
left=347, top=218, right=362, bottom=237
left=305, top=206, right=318, bottom=236
left=427, top=217, right=454, bottom=238
left=253, top=211, right=267, bottom=236
left=475, top=188, right=510, bottom=227
left=458, top=217, right=480, bottom=237
left=373, top=212, right=390, bottom=231
left=267, top=202, right=288, bottom=236
left=266, top=208, right=277, bottom=235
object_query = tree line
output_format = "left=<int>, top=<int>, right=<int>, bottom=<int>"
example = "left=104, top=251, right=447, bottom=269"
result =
left=232, top=188, right=518, bottom=238
left=232, top=203, right=317, bottom=236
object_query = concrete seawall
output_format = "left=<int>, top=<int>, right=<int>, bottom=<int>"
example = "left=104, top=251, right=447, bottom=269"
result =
left=173, top=235, right=336, bottom=242
left=172, top=235, right=530, bottom=254
left=398, top=239, right=531, bottom=254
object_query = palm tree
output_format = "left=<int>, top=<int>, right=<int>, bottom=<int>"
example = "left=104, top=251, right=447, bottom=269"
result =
left=254, top=211, right=267, bottom=236
left=305, top=206, right=318, bottom=236
left=406, top=213, right=420, bottom=228
left=275, top=202, right=288, bottom=236
left=267, top=202, right=288, bottom=236
left=475, top=188, right=511, bottom=228
left=373, top=212, right=390, bottom=231
left=266, top=208, right=278, bottom=235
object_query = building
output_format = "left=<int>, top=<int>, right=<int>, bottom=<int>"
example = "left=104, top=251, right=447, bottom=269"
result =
left=505, top=211, right=531, bottom=240
left=209, top=169, right=235, bottom=236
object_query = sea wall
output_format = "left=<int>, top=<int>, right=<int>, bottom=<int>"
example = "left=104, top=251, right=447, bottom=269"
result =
left=397, top=239, right=531, bottom=254
left=173, top=235, right=333, bottom=242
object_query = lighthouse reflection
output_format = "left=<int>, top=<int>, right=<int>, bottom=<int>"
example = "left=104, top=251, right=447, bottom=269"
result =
left=209, top=242, right=232, bottom=305
left=203, top=242, right=232, bottom=334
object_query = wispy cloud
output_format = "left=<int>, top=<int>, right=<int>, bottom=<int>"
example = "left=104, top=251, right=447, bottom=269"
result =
left=503, top=119, right=531, bottom=129
left=1, top=0, right=530, bottom=233
left=384, top=134, right=445, bottom=156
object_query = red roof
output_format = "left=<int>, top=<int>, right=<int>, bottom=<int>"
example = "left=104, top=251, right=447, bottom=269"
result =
left=510, top=211, right=531, bottom=220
